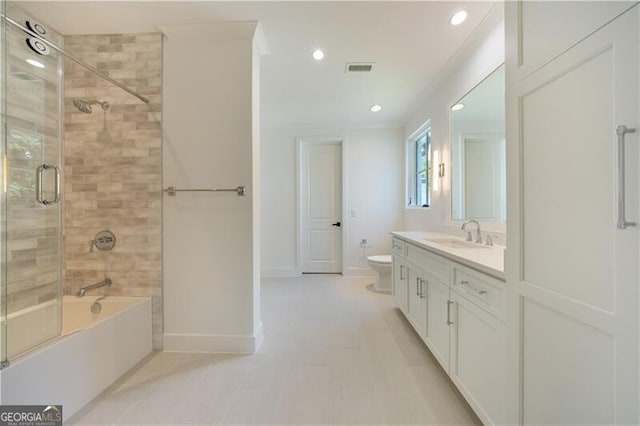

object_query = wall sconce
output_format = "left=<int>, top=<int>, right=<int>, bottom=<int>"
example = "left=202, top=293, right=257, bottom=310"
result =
left=433, top=149, right=445, bottom=193
left=433, top=150, right=440, bottom=192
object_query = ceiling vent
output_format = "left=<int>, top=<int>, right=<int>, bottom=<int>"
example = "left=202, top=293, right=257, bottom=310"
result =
left=345, top=62, right=374, bottom=73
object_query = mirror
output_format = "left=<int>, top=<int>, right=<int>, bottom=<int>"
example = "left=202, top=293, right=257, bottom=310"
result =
left=451, top=64, right=505, bottom=223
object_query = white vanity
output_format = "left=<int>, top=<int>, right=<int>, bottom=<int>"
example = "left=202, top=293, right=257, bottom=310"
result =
left=391, top=231, right=505, bottom=425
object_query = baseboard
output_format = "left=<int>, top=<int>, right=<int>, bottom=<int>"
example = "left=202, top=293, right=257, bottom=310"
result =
left=343, top=267, right=376, bottom=277
left=164, top=322, right=264, bottom=354
left=261, top=268, right=300, bottom=278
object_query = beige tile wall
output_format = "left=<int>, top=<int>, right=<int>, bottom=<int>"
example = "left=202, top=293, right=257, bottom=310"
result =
left=63, top=33, right=163, bottom=348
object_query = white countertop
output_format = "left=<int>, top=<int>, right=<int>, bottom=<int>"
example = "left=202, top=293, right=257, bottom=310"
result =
left=391, top=231, right=505, bottom=280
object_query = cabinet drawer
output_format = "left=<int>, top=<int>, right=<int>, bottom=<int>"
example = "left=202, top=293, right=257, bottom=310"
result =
left=391, top=238, right=406, bottom=257
left=406, top=243, right=450, bottom=284
left=453, top=266, right=506, bottom=321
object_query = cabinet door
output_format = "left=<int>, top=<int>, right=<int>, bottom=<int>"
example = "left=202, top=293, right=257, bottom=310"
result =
left=392, top=256, right=408, bottom=313
left=506, top=5, right=639, bottom=424
left=407, top=268, right=427, bottom=338
left=424, top=276, right=450, bottom=372
left=507, top=1, right=634, bottom=81
left=450, top=291, right=506, bottom=426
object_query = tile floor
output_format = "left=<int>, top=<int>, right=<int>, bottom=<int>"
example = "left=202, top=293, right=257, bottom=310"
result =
left=69, top=275, right=480, bottom=425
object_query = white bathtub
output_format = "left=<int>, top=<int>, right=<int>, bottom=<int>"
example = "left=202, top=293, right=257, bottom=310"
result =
left=0, top=296, right=152, bottom=421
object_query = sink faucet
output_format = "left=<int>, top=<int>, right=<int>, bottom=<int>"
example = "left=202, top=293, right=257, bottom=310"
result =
left=461, top=220, right=482, bottom=244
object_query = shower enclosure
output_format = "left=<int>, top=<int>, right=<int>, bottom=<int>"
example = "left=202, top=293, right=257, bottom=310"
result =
left=0, top=2, right=64, bottom=363
left=0, top=2, right=151, bottom=369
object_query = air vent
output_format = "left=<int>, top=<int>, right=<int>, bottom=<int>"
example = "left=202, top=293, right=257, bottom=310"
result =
left=345, top=62, right=374, bottom=73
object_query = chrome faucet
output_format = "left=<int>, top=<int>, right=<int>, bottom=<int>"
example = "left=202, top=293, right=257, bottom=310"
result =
left=461, top=220, right=482, bottom=244
left=76, top=277, right=112, bottom=297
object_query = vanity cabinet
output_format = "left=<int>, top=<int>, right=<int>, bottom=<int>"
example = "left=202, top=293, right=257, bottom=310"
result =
left=424, top=276, right=451, bottom=371
left=450, top=266, right=506, bottom=425
left=391, top=238, right=408, bottom=313
left=392, top=256, right=408, bottom=314
left=406, top=267, right=427, bottom=337
left=391, top=236, right=506, bottom=425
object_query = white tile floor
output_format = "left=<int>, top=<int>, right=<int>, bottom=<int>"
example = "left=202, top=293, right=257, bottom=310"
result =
left=69, top=275, right=480, bottom=425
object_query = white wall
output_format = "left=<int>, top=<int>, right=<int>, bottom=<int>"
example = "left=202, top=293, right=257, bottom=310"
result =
left=261, top=125, right=404, bottom=277
left=161, top=22, right=265, bottom=353
left=403, top=4, right=505, bottom=235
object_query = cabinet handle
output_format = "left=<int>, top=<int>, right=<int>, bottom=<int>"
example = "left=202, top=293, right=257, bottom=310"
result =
left=447, top=300, right=454, bottom=325
left=416, top=278, right=420, bottom=296
left=400, top=264, right=405, bottom=280
left=616, top=125, right=636, bottom=229
left=460, top=280, right=487, bottom=295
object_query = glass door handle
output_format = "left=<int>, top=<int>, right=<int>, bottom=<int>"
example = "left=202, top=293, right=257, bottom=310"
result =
left=36, top=164, right=61, bottom=205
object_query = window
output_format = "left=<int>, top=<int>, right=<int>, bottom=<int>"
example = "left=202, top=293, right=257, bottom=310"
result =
left=408, top=127, right=431, bottom=207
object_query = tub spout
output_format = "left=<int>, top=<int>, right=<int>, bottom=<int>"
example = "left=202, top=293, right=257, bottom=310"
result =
left=76, top=277, right=112, bottom=297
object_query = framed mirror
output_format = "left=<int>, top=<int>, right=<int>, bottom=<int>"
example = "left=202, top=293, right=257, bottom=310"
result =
left=451, top=64, right=505, bottom=223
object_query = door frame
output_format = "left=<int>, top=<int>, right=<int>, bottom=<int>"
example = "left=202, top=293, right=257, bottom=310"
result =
left=296, top=136, right=347, bottom=275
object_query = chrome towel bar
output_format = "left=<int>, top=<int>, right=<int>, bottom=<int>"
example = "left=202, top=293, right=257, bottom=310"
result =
left=163, top=186, right=245, bottom=196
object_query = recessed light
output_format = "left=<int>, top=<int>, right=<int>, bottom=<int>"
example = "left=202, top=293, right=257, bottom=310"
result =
left=370, top=104, right=383, bottom=112
left=26, top=58, right=45, bottom=69
left=451, top=103, right=465, bottom=111
left=312, top=49, right=324, bottom=61
left=450, top=10, right=468, bottom=26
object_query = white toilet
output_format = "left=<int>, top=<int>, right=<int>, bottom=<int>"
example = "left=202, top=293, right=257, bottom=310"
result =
left=367, top=255, right=392, bottom=294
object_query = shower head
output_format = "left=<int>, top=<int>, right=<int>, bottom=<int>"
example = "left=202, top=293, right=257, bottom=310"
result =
left=73, top=99, right=92, bottom=113
left=72, top=99, right=110, bottom=114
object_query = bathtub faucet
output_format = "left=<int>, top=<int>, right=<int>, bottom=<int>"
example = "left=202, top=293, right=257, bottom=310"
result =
left=76, top=277, right=112, bottom=297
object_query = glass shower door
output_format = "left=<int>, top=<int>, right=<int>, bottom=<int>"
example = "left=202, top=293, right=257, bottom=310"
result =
left=1, top=0, right=8, bottom=367
left=4, top=3, right=63, bottom=359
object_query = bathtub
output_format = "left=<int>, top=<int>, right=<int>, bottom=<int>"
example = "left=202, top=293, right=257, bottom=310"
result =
left=0, top=296, right=152, bottom=421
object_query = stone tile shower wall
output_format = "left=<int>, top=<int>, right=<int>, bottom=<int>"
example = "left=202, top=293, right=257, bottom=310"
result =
left=63, top=34, right=163, bottom=348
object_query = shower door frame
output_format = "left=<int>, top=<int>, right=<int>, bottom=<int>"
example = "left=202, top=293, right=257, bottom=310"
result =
left=0, top=0, right=8, bottom=368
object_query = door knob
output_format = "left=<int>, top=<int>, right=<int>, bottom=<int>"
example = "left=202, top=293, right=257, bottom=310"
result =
left=331, top=222, right=341, bottom=227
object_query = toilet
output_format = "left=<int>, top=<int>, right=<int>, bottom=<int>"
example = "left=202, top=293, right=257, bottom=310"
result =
left=367, top=255, right=392, bottom=294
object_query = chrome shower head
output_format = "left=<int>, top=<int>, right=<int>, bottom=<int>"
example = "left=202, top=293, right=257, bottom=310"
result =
left=73, top=99, right=92, bottom=113
left=72, top=99, right=110, bottom=114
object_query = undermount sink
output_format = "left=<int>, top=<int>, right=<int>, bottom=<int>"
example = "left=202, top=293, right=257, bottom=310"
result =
left=424, top=238, right=488, bottom=249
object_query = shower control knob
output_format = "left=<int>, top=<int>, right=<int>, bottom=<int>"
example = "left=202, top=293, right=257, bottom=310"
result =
left=92, top=230, right=116, bottom=251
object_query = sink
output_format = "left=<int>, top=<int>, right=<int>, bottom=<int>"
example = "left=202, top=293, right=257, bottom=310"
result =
left=424, top=238, right=488, bottom=249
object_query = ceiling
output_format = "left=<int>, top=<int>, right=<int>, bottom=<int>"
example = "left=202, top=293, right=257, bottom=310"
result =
left=22, top=1, right=498, bottom=126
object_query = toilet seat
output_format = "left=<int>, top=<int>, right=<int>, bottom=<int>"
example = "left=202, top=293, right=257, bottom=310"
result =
left=367, top=255, right=392, bottom=265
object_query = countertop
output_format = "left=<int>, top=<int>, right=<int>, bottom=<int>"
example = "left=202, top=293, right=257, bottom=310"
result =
left=390, top=231, right=505, bottom=280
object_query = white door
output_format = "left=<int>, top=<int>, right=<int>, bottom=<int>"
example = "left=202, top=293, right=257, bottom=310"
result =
left=462, top=136, right=505, bottom=221
left=506, top=5, right=639, bottom=425
left=300, top=141, right=342, bottom=273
